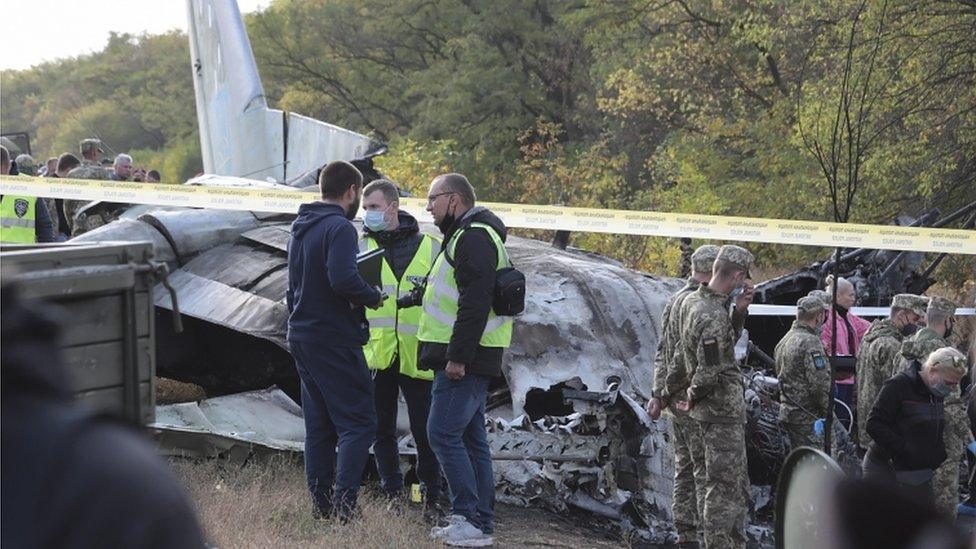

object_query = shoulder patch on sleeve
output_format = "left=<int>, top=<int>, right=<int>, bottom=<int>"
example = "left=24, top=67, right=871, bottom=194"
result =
left=811, top=351, right=826, bottom=370
left=703, top=337, right=720, bottom=366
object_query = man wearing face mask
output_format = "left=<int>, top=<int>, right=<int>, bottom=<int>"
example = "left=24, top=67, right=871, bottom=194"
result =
left=418, top=173, right=513, bottom=547
left=286, top=160, right=384, bottom=521
left=775, top=295, right=833, bottom=449
left=864, top=347, right=968, bottom=500
left=855, top=294, right=928, bottom=452
left=896, top=297, right=972, bottom=517
left=358, top=179, right=443, bottom=514
left=675, top=244, right=754, bottom=549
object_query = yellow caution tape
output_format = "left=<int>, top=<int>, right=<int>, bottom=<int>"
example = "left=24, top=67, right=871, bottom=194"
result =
left=2, top=175, right=973, bottom=255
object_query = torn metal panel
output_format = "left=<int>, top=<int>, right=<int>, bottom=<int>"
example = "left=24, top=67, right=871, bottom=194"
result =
left=155, top=269, right=289, bottom=348
left=503, top=240, right=682, bottom=415
left=489, top=382, right=675, bottom=544
left=152, top=387, right=304, bottom=459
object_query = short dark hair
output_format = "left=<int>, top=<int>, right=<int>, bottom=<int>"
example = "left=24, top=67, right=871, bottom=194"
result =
left=363, top=179, right=399, bottom=204
left=147, top=170, right=161, bottom=180
left=0, top=146, right=8, bottom=171
left=435, top=173, right=476, bottom=206
left=319, top=160, right=363, bottom=199
left=57, top=153, right=81, bottom=173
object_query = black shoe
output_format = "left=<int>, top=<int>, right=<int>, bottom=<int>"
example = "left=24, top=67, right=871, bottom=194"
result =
left=423, top=499, right=446, bottom=525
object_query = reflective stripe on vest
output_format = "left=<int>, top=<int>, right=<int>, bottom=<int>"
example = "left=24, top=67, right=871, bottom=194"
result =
left=360, top=233, right=441, bottom=380
left=0, top=195, right=37, bottom=243
left=417, top=222, right=514, bottom=348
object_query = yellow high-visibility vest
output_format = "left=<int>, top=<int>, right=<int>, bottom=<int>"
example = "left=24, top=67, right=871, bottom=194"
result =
left=417, top=222, right=513, bottom=348
left=0, top=195, right=37, bottom=243
left=360, top=233, right=441, bottom=380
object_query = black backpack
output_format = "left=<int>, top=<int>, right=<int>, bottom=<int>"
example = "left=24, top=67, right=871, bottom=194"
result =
left=445, top=227, right=525, bottom=316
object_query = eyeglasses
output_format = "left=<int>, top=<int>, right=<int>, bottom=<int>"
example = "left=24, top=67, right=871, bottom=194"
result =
left=426, top=191, right=457, bottom=205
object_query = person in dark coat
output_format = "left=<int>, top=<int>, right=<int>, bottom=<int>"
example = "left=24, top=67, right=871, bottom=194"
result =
left=286, top=160, right=384, bottom=520
left=864, top=346, right=968, bottom=500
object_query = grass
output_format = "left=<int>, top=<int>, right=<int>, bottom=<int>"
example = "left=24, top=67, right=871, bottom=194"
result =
left=172, top=456, right=440, bottom=549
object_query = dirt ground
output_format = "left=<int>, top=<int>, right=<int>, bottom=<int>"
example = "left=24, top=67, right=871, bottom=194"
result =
left=172, top=457, right=628, bottom=548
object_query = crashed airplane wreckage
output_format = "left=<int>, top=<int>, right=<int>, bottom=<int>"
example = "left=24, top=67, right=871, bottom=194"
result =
left=74, top=200, right=971, bottom=544
left=76, top=205, right=691, bottom=541
left=65, top=0, right=972, bottom=543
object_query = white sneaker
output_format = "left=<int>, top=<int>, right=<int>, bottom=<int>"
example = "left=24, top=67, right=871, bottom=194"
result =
left=438, top=516, right=493, bottom=547
left=430, top=514, right=466, bottom=539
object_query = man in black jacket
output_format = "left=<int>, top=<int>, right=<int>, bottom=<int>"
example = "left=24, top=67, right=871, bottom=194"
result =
left=359, top=179, right=442, bottom=510
left=864, top=346, right=968, bottom=500
left=286, top=160, right=384, bottom=519
left=418, top=173, right=514, bottom=547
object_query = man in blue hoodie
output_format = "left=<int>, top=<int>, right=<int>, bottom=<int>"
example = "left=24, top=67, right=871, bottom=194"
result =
left=287, top=160, right=384, bottom=520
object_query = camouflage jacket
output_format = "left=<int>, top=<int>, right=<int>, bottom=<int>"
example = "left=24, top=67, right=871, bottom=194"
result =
left=856, top=319, right=904, bottom=447
left=67, top=161, right=111, bottom=181
left=676, top=285, right=745, bottom=424
left=897, top=327, right=945, bottom=369
left=898, top=328, right=973, bottom=454
left=652, top=278, right=700, bottom=401
left=775, top=321, right=831, bottom=425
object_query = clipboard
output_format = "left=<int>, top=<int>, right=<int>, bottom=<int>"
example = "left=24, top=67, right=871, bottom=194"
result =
left=356, top=247, right=385, bottom=288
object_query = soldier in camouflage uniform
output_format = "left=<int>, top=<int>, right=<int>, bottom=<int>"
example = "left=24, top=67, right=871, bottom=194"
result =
left=647, top=244, right=719, bottom=547
left=65, top=139, right=113, bottom=235
left=897, top=297, right=972, bottom=517
left=855, top=294, right=928, bottom=450
left=674, top=245, right=754, bottom=549
left=775, top=295, right=831, bottom=449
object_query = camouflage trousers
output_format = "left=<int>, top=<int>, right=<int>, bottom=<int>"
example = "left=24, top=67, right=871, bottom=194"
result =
left=671, top=411, right=705, bottom=543
left=695, top=420, right=748, bottom=549
left=784, top=421, right=820, bottom=450
left=933, top=440, right=966, bottom=518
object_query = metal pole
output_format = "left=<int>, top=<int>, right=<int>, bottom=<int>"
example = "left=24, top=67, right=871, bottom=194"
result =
left=824, top=247, right=840, bottom=454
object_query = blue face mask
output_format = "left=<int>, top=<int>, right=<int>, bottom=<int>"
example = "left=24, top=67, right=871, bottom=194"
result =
left=364, top=209, right=389, bottom=232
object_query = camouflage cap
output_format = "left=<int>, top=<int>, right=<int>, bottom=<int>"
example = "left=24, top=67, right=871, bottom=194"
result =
left=79, top=139, right=103, bottom=154
left=715, top=244, right=754, bottom=275
left=807, top=289, right=831, bottom=306
left=891, top=293, right=929, bottom=316
left=797, top=295, right=829, bottom=314
left=927, top=296, right=957, bottom=317
left=691, top=244, right=721, bottom=273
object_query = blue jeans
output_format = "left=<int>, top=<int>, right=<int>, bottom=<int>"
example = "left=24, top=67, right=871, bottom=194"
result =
left=427, top=371, right=494, bottom=534
left=291, top=340, right=377, bottom=518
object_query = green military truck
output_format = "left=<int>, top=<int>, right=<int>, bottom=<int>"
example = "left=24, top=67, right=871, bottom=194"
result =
left=1, top=241, right=178, bottom=425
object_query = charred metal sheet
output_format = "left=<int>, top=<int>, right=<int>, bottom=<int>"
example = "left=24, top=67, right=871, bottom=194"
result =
left=152, top=386, right=304, bottom=459
left=489, top=382, right=675, bottom=544
left=503, top=240, right=682, bottom=414
left=155, top=269, right=288, bottom=348
left=138, top=209, right=262, bottom=264
left=71, top=217, right=177, bottom=265
left=240, top=224, right=291, bottom=252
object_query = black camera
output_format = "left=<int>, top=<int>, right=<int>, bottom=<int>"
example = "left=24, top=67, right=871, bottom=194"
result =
left=396, top=275, right=427, bottom=308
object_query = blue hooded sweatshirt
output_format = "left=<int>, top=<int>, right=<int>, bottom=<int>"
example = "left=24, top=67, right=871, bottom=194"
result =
left=287, top=202, right=381, bottom=346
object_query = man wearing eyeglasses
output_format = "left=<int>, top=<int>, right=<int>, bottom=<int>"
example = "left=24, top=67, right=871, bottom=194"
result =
left=417, top=173, right=513, bottom=547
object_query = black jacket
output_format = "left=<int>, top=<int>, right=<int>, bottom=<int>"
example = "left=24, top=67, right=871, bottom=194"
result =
left=419, top=206, right=507, bottom=377
left=1, top=286, right=206, bottom=549
left=364, top=210, right=423, bottom=282
left=286, top=202, right=381, bottom=346
left=866, top=361, right=947, bottom=471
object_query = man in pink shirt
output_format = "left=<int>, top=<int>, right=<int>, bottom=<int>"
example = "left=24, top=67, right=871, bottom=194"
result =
left=821, top=276, right=872, bottom=429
